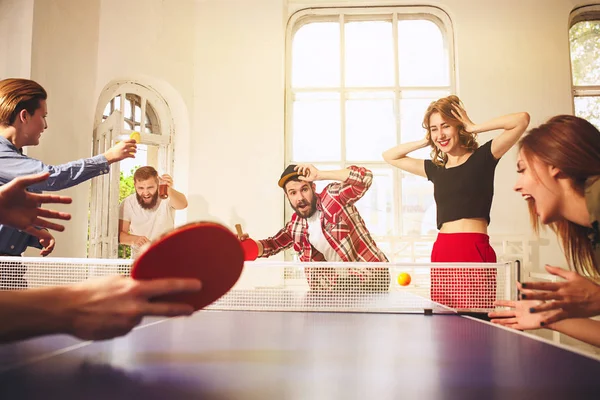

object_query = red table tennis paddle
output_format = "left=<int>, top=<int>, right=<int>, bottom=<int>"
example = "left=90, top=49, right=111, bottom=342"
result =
left=234, top=224, right=259, bottom=261
left=131, top=221, right=244, bottom=310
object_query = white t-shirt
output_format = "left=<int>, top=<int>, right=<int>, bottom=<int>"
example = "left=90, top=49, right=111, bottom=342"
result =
left=119, top=194, right=175, bottom=257
left=306, top=210, right=343, bottom=262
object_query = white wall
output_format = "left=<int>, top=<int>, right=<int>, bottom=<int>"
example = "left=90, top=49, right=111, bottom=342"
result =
left=192, top=0, right=286, bottom=241
left=23, top=0, right=101, bottom=257
left=0, top=0, right=34, bottom=79
left=10, top=0, right=597, bottom=270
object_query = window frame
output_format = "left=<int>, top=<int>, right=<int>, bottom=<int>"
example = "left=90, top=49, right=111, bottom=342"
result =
left=569, top=5, right=600, bottom=105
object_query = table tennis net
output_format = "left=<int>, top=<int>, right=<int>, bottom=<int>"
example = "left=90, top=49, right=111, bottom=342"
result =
left=0, top=257, right=518, bottom=313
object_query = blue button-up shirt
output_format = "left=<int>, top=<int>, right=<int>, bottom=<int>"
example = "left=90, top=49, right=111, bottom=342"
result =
left=0, top=135, right=110, bottom=255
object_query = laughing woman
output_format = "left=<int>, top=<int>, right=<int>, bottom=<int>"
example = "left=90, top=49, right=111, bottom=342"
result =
left=489, top=115, right=600, bottom=347
left=383, top=95, right=530, bottom=312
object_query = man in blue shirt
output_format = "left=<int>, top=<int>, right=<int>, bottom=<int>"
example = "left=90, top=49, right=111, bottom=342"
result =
left=0, top=171, right=202, bottom=343
left=0, top=78, right=137, bottom=288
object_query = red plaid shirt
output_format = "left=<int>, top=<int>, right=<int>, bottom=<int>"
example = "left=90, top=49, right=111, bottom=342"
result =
left=259, top=166, right=389, bottom=290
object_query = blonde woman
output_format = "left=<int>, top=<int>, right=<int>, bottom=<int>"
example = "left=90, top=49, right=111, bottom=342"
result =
left=383, top=95, right=530, bottom=311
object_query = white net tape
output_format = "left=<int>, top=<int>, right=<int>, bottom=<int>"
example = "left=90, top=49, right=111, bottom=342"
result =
left=0, top=257, right=518, bottom=313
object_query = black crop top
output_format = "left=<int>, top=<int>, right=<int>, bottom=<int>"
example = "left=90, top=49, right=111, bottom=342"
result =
left=424, top=141, right=499, bottom=230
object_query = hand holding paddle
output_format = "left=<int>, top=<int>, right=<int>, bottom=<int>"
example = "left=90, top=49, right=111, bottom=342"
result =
left=131, top=221, right=244, bottom=311
left=235, top=224, right=259, bottom=261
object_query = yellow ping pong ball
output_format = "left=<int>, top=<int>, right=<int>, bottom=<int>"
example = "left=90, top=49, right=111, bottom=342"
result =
left=130, top=131, right=141, bottom=143
left=397, top=272, right=411, bottom=286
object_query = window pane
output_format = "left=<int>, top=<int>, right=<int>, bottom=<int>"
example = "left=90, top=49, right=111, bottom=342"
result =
left=346, top=94, right=395, bottom=161
left=345, top=21, right=394, bottom=87
left=146, top=102, right=160, bottom=135
left=145, top=144, right=160, bottom=168
left=292, top=22, right=340, bottom=88
left=292, top=94, right=341, bottom=161
left=399, top=90, right=449, bottom=159
left=124, top=98, right=132, bottom=118
left=574, top=96, right=600, bottom=128
left=114, top=95, right=121, bottom=111
left=354, top=168, right=394, bottom=236
left=401, top=173, right=436, bottom=236
left=135, top=106, right=141, bottom=122
left=570, top=21, right=600, bottom=86
left=398, top=20, right=449, bottom=87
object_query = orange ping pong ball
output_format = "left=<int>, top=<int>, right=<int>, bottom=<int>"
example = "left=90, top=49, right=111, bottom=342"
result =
left=397, top=272, right=411, bottom=286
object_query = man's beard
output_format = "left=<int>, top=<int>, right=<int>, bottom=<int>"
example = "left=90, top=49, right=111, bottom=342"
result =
left=291, top=194, right=318, bottom=218
left=136, top=191, right=159, bottom=210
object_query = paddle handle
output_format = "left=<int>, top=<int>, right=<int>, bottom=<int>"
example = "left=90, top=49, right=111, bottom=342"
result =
left=234, top=224, right=243, bottom=237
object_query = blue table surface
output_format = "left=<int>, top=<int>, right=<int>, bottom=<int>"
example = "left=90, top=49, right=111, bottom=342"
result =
left=0, top=309, right=599, bottom=400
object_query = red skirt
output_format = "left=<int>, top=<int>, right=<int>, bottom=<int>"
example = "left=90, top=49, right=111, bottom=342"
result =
left=430, top=233, right=497, bottom=310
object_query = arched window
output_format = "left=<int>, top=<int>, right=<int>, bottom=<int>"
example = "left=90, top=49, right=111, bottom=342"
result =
left=89, top=81, right=174, bottom=258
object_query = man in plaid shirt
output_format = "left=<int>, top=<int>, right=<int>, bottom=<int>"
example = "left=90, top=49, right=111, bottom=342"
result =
left=240, top=164, right=389, bottom=291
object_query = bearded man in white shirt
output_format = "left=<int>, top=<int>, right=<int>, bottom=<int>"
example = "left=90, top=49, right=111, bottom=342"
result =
left=119, top=166, right=188, bottom=258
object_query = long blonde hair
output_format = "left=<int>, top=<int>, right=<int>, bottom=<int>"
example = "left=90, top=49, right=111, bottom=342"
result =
left=520, top=115, right=600, bottom=278
left=422, top=95, right=478, bottom=167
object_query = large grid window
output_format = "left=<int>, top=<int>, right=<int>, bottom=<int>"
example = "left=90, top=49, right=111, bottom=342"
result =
left=570, top=7, right=600, bottom=127
left=286, top=8, right=454, bottom=260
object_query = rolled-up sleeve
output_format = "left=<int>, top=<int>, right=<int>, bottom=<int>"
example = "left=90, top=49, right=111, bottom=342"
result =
left=326, top=165, right=373, bottom=206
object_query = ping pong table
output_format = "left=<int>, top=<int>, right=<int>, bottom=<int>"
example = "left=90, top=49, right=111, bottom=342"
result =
left=1, top=291, right=599, bottom=399
left=0, top=259, right=599, bottom=398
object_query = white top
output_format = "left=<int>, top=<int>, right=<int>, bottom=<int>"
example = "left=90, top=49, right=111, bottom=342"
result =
left=306, top=210, right=343, bottom=262
left=119, top=194, right=175, bottom=258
